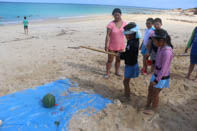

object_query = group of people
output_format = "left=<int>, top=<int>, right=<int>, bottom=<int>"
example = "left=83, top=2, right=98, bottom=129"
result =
left=104, top=8, right=197, bottom=115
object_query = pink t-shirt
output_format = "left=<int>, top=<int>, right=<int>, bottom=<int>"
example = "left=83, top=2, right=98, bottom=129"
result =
left=107, top=21, right=127, bottom=51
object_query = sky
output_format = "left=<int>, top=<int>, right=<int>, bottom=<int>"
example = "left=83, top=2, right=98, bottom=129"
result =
left=1, top=0, right=197, bottom=9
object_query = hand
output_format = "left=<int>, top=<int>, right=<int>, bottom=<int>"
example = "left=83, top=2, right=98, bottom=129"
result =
left=151, top=81, right=157, bottom=86
left=116, top=52, right=120, bottom=57
left=145, top=53, right=150, bottom=58
left=184, top=48, right=188, bottom=53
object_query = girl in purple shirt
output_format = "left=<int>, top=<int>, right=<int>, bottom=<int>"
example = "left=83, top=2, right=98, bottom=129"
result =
left=143, top=29, right=173, bottom=115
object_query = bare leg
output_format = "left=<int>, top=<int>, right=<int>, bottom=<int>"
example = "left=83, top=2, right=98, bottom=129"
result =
left=115, top=55, right=121, bottom=75
left=106, top=54, right=114, bottom=76
left=140, top=83, right=153, bottom=111
left=152, top=88, right=162, bottom=112
left=123, top=78, right=131, bottom=99
left=27, top=28, right=28, bottom=35
left=186, top=64, right=195, bottom=79
left=143, top=87, right=162, bottom=115
left=150, top=64, right=154, bottom=74
left=146, top=83, right=154, bottom=107
left=143, top=56, right=148, bottom=72
left=194, top=69, right=197, bottom=81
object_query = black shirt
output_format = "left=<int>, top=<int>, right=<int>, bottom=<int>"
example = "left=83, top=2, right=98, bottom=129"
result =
left=152, top=42, right=158, bottom=52
left=120, top=39, right=139, bottom=66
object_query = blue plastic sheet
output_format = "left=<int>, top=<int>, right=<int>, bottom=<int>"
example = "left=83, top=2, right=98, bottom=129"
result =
left=0, top=79, right=112, bottom=131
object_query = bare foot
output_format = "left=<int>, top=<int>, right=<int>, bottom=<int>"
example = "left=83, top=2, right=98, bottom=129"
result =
left=119, top=95, right=130, bottom=102
left=185, top=75, right=190, bottom=79
left=104, top=74, right=109, bottom=79
left=140, top=106, right=150, bottom=111
left=143, top=109, right=155, bottom=115
left=115, top=72, right=122, bottom=77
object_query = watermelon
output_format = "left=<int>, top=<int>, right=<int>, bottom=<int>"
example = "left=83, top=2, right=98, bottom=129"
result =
left=42, top=93, right=56, bottom=108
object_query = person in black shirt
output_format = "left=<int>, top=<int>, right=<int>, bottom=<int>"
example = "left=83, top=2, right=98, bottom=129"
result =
left=119, top=22, right=142, bottom=99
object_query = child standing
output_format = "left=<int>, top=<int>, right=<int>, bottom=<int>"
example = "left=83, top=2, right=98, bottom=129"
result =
left=146, top=18, right=163, bottom=73
left=185, top=26, right=197, bottom=81
left=119, top=22, right=142, bottom=99
left=143, top=29, right=173, bottom=115
left=140, top=18, right=154, bottom=75
left=23, top=16, right=29, bottom=35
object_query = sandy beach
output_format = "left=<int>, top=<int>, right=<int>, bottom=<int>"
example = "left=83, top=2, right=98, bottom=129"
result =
left=0, top=10, right=197, bottom=130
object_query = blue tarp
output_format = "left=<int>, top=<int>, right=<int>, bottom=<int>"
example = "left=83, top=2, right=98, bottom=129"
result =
left=0, top=79, right=112, bottom=131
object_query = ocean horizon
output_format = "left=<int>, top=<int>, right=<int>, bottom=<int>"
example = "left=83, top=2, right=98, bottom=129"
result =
left=0, top=2, right=166, bottom=25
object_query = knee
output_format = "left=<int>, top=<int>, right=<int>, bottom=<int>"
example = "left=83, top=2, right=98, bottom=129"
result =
left=107, top=58, right=113, bottom=64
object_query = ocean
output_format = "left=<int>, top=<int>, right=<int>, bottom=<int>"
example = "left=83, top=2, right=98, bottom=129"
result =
left=0, top=2, right=164, bottom=24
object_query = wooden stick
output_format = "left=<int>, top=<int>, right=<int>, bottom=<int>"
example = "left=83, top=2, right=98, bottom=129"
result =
left=174, top=54, right=189, bottom=57
left=78, top=46, right=189, bottom=57
left=80, top=46, right=117, bottom=56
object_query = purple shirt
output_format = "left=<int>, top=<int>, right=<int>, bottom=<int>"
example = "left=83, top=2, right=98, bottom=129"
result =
left=154, top=46, right=173, bottom=82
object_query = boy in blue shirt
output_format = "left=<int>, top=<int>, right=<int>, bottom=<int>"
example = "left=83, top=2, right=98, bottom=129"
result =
left=140, top=18, right=154, bottom=75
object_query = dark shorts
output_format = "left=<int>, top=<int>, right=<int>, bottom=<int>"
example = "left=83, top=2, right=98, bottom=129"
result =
left=190, top=55, right=197, bottom=64
left=24, top=26, right=28, bottom=29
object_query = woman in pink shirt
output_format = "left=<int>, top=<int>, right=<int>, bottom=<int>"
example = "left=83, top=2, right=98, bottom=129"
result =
left=104, top=8, right=127, bottom=78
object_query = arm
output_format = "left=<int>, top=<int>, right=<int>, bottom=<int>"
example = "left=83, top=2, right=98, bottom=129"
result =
left=139, top=40, right=144, bottom=50
left=154, top=51, right=172, bottom=83
left=105, top=28, right=111, bottom=51
left=146, top=39, right=152, bottom=57
left=185, top=29, right=195, bottom=53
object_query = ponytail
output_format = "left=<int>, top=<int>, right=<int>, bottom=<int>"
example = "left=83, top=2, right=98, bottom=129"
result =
left=166, top=35, right=173, bottom=49
left=153, top=28, right=173, bottom=49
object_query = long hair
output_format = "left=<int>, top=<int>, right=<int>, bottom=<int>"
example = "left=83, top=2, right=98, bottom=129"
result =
left=154, top=29, right=173, bottom=49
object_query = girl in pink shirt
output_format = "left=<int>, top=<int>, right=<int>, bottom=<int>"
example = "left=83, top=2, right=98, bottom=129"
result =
left=104, top=8, right=127, bottom=78
left=143, top=29, right=173, bottom=115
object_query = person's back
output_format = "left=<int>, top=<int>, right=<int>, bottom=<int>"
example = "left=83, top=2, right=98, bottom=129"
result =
left=23, top=19, right=28, bottom=27
left=23, top=16, right=28, bottom=35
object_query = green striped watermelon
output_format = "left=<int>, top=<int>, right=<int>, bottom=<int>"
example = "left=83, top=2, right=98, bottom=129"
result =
left=42, top=93, right=56, bottom=108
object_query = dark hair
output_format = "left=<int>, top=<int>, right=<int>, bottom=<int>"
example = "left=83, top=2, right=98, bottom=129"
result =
left=146, top=18, right=154, bottom=24
left=154, top=18, right=162, bottom=24
left=154, top=29, right=173, bottom=48
left=24, top=16, right=26, bottom=19
left=124, top=22, right=136, bottom=30
left=112, top=8, right=122, bottom=15
left=124, top=22, right=137, bottom=38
